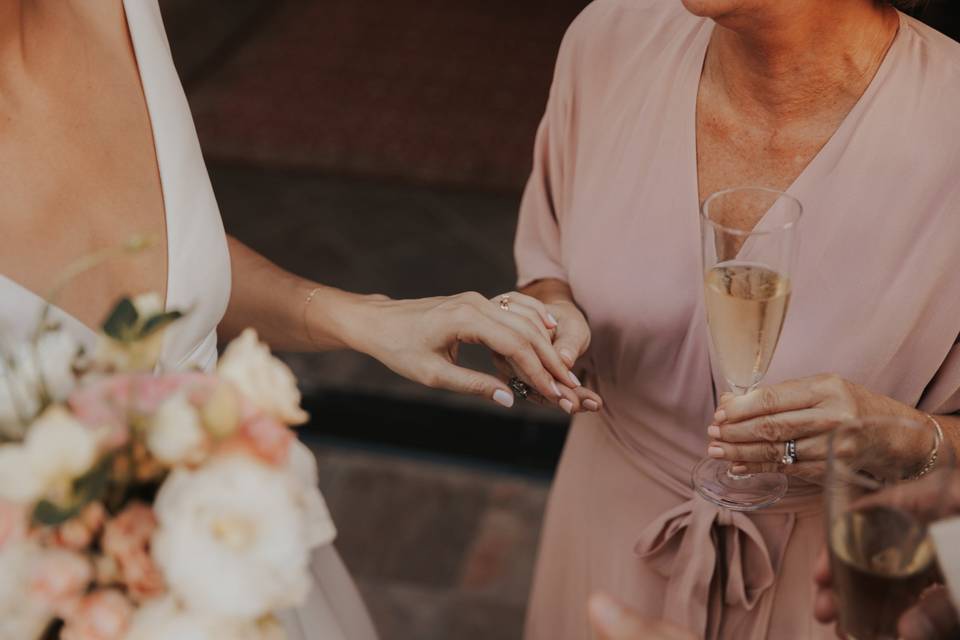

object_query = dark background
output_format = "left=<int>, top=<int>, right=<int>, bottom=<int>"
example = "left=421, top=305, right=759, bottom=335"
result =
left=158, top=2, right=959, bottom=638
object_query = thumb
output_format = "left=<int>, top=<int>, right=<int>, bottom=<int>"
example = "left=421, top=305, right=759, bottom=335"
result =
left=553, top=316, right=590, bottom=368
left=899, top=586, right=959, bottom=640
left=426, top=360, right=515, bottom=408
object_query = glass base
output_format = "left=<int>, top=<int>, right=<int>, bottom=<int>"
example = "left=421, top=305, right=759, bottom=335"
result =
left=692, top=458, right=788, bottom=511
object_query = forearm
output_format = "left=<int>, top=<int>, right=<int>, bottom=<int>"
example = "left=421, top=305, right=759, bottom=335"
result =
left=220, top=236, right=379, bottom=352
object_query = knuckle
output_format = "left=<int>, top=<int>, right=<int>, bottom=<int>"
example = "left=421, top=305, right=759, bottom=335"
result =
left=419, top=365, right=443, bottom=389
left=763, top=441, right=781, bottom=461
left=758, top=387, right=779, bottom=412
left=756, top=418, right=781, bottom=441
left=461, top=291, right=487, bottom=305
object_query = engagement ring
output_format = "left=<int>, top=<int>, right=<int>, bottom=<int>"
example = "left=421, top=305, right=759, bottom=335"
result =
left=781, top=440, right=798, bottom=466
left=508, top=376, right=530, bottom=399
left=499, top=295, right=511, bottom=311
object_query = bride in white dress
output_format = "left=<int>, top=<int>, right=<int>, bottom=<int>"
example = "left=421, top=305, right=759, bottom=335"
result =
left=0, top=1, right=602, bottom=638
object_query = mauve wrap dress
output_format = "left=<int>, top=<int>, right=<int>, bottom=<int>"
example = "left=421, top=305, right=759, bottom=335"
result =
left=514, top=2, right=960, bottom=638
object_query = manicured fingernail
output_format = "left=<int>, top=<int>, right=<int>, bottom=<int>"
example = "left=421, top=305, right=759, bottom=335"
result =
left=568, top=372, right=581, bottom=387
left=708, top=445, right=725, bottom=459
left=707, top=425, right=721, bottom=439
left=714, top=409, right=727, bottom=423
left=547, top=313, right=559, bottom=327
left=731, top=465, right=749, bottom=474
left=583, top=399, right=600, bottom=412
left=550, top=380, right=562, bottom=398
left=493, top=389, right=514, bottom=408
left=559, top=348, right=575, bottom=366
left=588, top=594, right=623, bottom=632
left=559, top=399, right=574, bottom=414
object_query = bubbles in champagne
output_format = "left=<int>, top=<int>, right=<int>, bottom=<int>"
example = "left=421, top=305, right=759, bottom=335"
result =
left=704, top=262, right=791, bottom=392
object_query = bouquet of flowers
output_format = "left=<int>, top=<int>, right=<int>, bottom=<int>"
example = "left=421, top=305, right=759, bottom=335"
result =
left=0, top=294, right=334, bottom=640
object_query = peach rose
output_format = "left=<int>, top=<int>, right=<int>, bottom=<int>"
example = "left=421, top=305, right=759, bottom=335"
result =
left=101, top=503, right=165, bottom=602
left=61, top=589, right=134, bottom=640
left=29, top=548, right=93, bottom=617
left=54, top=502, right=108, bottom=551
left=220, top=414, right=294, bottom=466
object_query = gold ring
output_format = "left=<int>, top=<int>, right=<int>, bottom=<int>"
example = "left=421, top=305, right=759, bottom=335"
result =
left=499, top=295, right=511, bottom=311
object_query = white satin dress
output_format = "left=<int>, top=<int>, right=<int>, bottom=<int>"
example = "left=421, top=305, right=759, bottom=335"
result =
left=0, top=2, right=379, bottom=638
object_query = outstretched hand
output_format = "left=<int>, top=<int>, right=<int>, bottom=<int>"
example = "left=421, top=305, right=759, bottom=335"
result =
left=349, top=291, right=583, bottom=408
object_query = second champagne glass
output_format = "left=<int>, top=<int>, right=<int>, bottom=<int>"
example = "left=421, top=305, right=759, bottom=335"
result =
left=692, top=187, right=802, bottom=511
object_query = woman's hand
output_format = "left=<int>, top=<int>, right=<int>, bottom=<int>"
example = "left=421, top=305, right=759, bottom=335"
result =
left=336, top=290, right=582, bottom=408
left=588, top=593, right=696, bottom=640
left=706, top=374, right=930, bottom=481
left=489, top=291, right=601, bottom=414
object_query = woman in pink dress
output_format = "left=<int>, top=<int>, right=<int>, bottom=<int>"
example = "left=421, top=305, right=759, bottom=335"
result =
left=514, top=0, right=960, bottom=638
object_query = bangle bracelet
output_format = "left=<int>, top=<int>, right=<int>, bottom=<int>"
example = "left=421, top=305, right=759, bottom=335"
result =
left=303, top=286, right=323, bottom=349
left=910, top=414, right=944, bottom=480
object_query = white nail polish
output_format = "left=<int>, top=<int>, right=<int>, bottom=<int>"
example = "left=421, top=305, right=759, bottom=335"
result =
left=583, top=399, right=600, bottom=412
left=550, top=380, right=562, bottom=397
left=493, top=389, right=514, bottom=408
left=559, top=399, right=574, bottom=414
left=568, top=372, right=581, bottom=387
left=547, top=313, right=559, bottom=326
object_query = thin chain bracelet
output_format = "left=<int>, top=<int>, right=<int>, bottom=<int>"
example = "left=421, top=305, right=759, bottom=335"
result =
left=910, top=414, right=944, bottom=480
left=303, top=286, right=324, bottom=349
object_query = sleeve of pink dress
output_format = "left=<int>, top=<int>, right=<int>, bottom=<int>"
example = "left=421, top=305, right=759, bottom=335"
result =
left=513, top=33, right=573, bottom=288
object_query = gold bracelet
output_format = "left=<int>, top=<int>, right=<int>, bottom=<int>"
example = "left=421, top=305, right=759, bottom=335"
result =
left=910, top=414, right=944, bottom=480
left=303, top=286, right=323, bottom=349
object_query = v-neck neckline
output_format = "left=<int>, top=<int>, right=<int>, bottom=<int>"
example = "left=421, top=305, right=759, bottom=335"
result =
left=688, top=10, right=906, bottom=247
left=0, top=2, right=173, bottom=340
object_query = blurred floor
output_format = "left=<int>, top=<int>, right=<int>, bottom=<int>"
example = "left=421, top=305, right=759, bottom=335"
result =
left=311, top=441, right=548, bottom=640
left=160, top=1, right=586, bottom=637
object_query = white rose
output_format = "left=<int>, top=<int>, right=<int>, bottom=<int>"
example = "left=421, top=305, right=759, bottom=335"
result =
left=285, top=440, right=336, bottom=548
left=147, top=392, right=208, bottom=465
left=125, top=597, right=286, bottom=640
left=0, top=330, right=80, bottom=432
left=0, top=541, right=53, bottom=640
left=218, top=329, right=308, bottom=425
left=152, top=455, right=315, bottom=619
left=0, top=407, right=97, bottom=504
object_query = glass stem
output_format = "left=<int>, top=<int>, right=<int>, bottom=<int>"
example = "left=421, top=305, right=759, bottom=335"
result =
left=725, top=384, right=756, bottom=480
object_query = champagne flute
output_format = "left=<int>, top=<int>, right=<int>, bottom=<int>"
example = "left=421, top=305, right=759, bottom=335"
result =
left=692, top=187, right=802, bottom=511
left=825, top=416, right=954, bottom=640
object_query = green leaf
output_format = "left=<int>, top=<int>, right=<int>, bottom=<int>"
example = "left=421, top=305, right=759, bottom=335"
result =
left=33, top=499, right=82, bottom=527
left=139, top=310, right=184, bottom=339
left=31, top=455, right=114, bottom=527
left=102, top=298, right=139, bottom=341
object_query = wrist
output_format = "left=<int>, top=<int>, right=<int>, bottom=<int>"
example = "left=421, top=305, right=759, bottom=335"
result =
left=304, top=285, right=389, bottom=352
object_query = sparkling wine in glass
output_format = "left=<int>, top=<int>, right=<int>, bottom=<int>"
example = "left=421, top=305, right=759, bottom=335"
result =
left=692, top=187, right=802, bottom=511
left=826, top=417, right=954, bottom=640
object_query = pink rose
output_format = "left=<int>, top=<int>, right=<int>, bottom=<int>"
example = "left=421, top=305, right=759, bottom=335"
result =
left=101, top=504, right=165, bottom=602
left=61, top=589, right=134, bottom=640
left=0, top=499, right=27, bottom=549
left=29, top=548, right=93, bottom=617
left=69, top=373, right=217, bottom=451
left=218, top=412, right=294, bottom=466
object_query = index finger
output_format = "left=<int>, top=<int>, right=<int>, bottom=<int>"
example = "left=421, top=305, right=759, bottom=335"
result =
left=716, top=379, right=821, bottom=424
